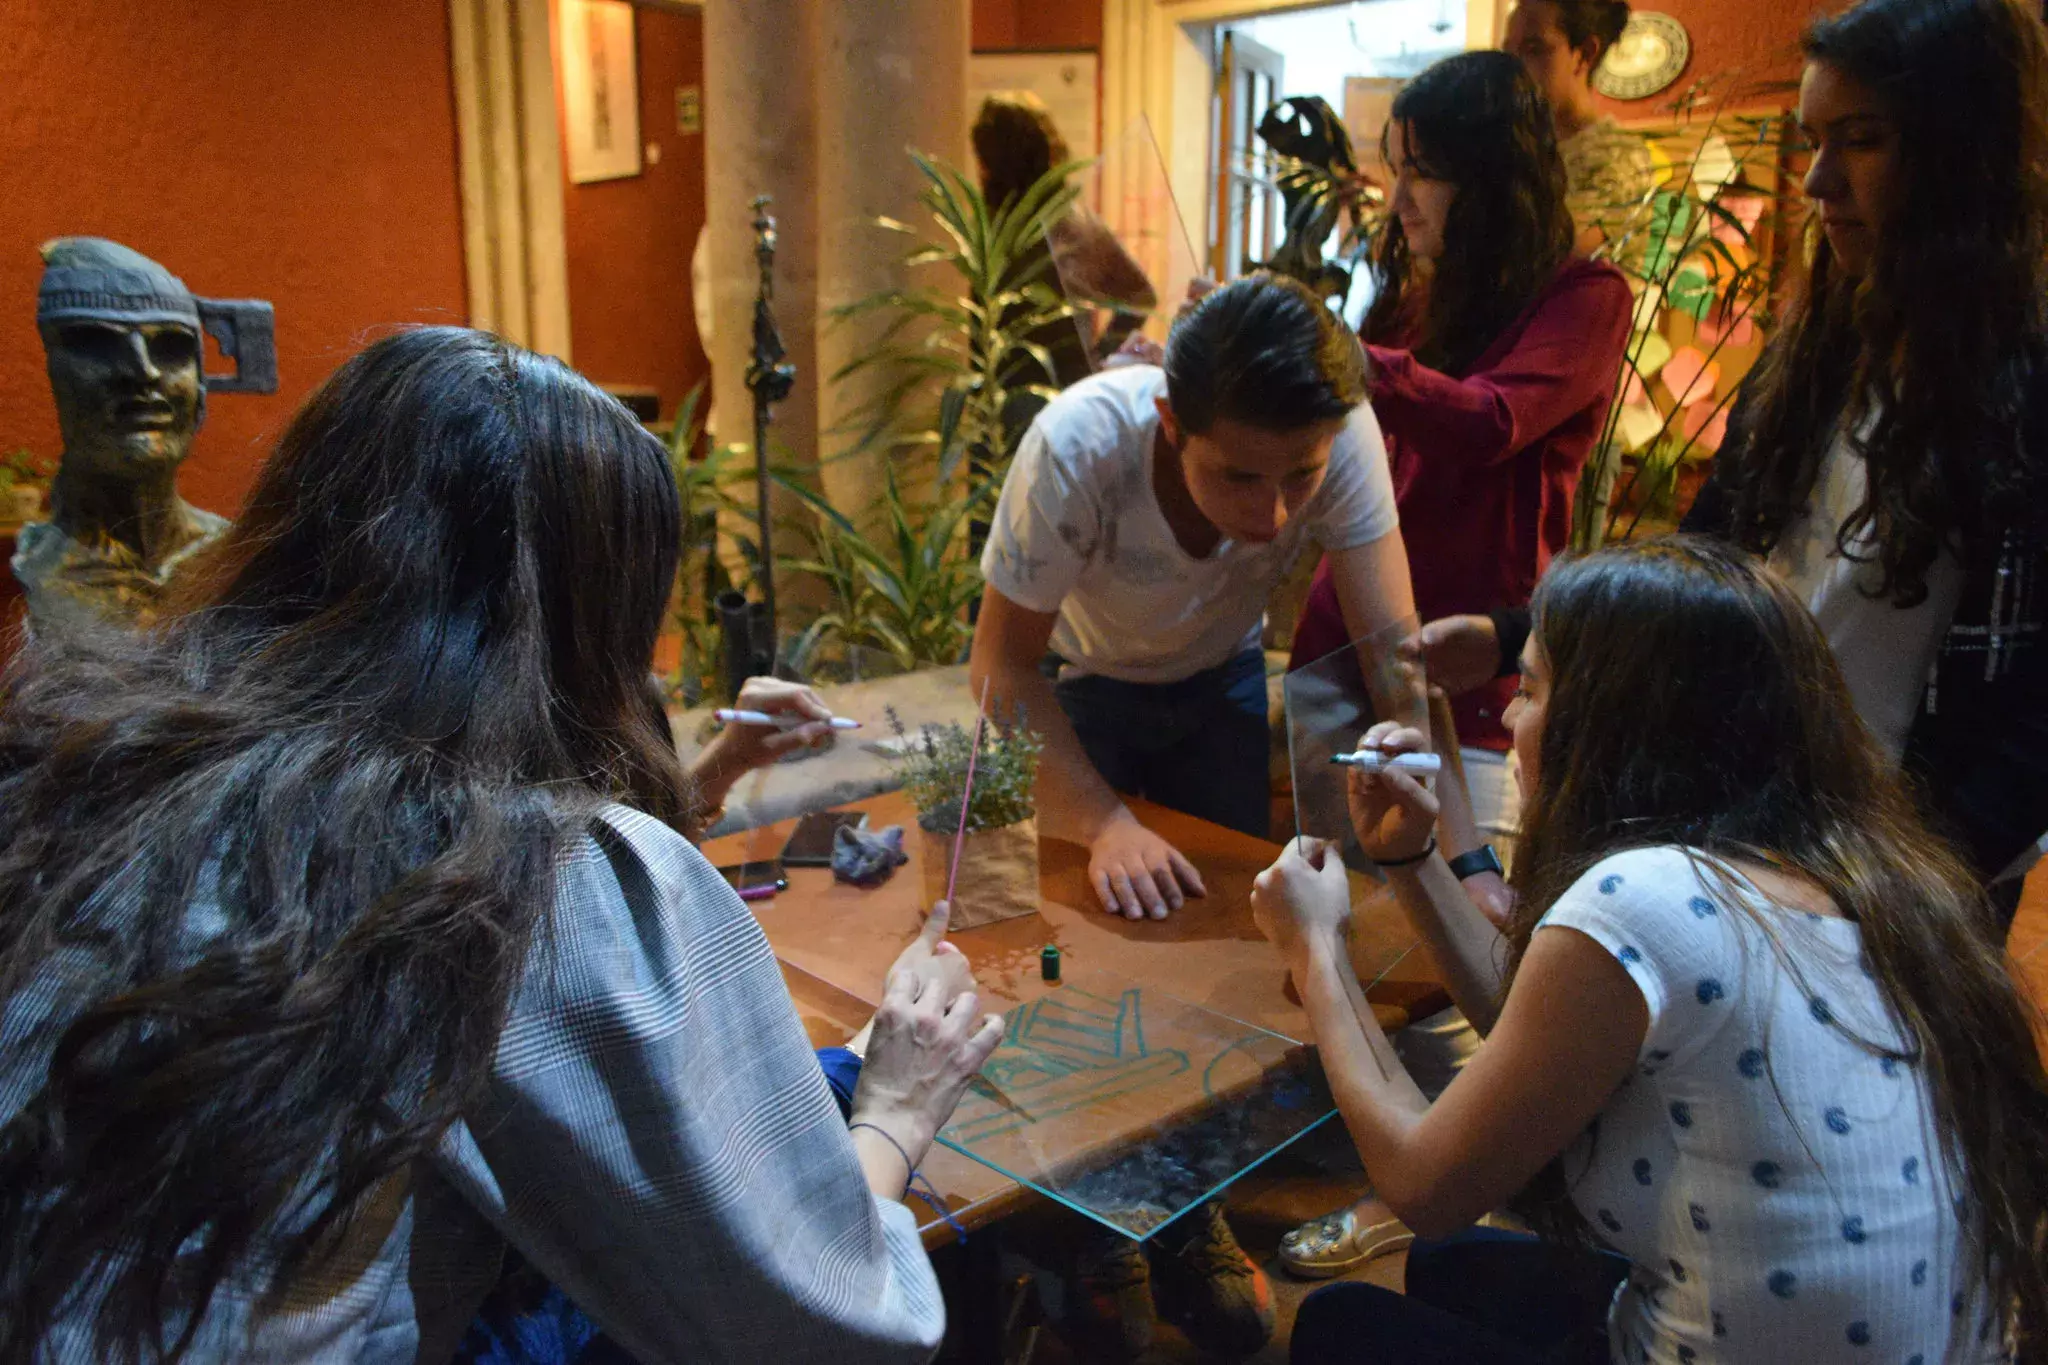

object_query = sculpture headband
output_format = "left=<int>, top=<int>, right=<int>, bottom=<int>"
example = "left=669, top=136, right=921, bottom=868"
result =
left=36, top=237, right=278, bottom=394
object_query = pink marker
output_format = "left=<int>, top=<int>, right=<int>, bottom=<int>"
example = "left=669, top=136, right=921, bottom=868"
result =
left=945, top=677, right=994, bottom=905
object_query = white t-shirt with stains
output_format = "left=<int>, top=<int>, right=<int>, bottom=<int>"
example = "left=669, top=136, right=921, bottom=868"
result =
left=980, top=366, right=1398, bottom=684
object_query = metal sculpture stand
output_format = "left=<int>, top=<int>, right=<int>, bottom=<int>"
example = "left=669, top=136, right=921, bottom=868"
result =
left=743, top=194, right=797, bottom=678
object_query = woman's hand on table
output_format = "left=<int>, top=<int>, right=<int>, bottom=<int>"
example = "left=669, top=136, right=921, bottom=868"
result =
left=689, top=677, right=836, bottom=803
left=849, top=900, right=1005, bottom=1175
left=1250, top=837, right=1353, bottom=975
left=1345, top=723, right=1441, bottom=864
left=1089, top=808, right=1206, bottom=920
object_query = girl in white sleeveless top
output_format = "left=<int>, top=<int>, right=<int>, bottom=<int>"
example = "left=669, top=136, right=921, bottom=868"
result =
left=1254, top=538, right=2046, bottom=1364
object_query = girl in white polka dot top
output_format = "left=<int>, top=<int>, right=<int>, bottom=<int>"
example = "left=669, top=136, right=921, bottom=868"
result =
left=1253, top=537, right=2047, bottom=1363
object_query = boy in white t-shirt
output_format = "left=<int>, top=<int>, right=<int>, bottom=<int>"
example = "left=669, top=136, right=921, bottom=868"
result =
left=971, top=276, right=1417, bottom=920
left=967, top=275, right=1416, bottom=1359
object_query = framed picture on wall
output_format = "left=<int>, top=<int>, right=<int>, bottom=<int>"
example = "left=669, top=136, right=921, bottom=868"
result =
left=969, top=51, right=1100, bottom=163
left=562, top=0, right=641, bottom=183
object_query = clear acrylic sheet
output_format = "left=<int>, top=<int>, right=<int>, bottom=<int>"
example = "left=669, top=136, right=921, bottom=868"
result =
left=769, top=867, right=1353, bottom=1242
left=1285, top=617, right=1430, bottom=876
left=1051, top=116, right=1205, bottom=364
left=934, top=966, right=1336, bottom=1240
left=778, top=942, right=1339, bottom=1241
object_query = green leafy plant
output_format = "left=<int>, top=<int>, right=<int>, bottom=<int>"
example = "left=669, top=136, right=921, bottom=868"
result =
left=1572, top=79, right=1797, bottom=549
left=776, top=463, right=987, bottom=672
left=830, top=152, right=1087, bottom=484
left=885, top=704, right=1042, bottom=834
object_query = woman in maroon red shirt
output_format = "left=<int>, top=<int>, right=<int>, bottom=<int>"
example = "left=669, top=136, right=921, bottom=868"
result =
left=1291, top=52, right=1631, bottom=756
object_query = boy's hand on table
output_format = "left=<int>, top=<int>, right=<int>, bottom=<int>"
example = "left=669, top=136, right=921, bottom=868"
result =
left=1089, top=809, right=1207, bottom=920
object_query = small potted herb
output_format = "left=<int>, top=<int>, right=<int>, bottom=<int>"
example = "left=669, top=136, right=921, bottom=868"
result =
left=886, top=704, right=1043, bottom=929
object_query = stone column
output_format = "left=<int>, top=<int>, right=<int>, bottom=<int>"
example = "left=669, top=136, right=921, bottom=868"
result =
left=812, top=0, right=971, bottom=516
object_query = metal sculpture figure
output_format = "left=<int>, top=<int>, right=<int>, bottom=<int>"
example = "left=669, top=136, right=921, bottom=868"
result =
left=19, top=237, right=277, bottom=638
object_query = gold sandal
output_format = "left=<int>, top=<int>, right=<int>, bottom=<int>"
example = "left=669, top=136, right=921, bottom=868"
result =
left=1277, top=1201, right=1414, bottom=1280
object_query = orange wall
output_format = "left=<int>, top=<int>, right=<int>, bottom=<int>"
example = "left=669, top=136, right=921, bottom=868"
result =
left=974, top=0, right=1104, bottom=50
left=557, top=2, right=709, bottom=424
left=1595, top=0, right=1811, bottom=117
left=0, top=0, right=469, bottom=520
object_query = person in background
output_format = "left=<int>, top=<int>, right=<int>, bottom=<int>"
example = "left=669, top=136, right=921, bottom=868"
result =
left=1419, top=0, right=2048, bottom=932
left=972, top=93, right=1156, bottom=405
left=970, top=274, right=1417, bottom=1359
left=0, top=327, right=1003, bottom=1364
left=1291, top=51, right=1630, bottom=874
left=1504, top=0, right=1658, bottom=257
left=1260, top=538, right=2048, bottom=1364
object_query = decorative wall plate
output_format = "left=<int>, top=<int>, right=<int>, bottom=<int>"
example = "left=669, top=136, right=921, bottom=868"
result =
left=1594, top=11, right=1691, bottom=101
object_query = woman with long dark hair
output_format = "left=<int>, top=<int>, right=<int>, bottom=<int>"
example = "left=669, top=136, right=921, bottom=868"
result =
left=1290, top=51, right=1630, bottom=799
left=1419, top=0, right=2048, bottom=927
left=0, top=327, right=1003, bottom=1363
left=1259, top=538, right=2048, bottom=1363
left=1696, top=0, right=2048, bottom=914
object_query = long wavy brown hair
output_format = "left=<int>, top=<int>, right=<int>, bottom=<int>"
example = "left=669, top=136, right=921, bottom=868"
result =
left=0, top=327, right=691, bottom=1361
left=972, top=91, right=1070, bottom=212
left=1363, top=50, right=1574, bottom=374
left=1503, top=537, right=2048, bottom=1353
left=1712, top=0, right=2048, bottom=605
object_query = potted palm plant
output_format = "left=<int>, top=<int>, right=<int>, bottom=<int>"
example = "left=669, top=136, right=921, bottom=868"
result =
left=886, top=704, right=1043, bottom=930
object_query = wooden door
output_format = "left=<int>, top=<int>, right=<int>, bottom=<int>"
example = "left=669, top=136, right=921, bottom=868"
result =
left=1208, top=29, right=1285, bottom=280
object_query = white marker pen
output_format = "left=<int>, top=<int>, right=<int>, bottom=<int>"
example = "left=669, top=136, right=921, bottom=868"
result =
left=1330, top=749, right=1442, bottom=775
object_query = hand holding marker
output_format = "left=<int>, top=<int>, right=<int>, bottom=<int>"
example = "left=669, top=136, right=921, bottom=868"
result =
left=1330, top=746, right=1441, bottom=776
left=716, top=708, right=862, bottom=731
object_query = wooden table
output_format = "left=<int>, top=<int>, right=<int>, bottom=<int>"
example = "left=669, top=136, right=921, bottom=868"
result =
left=700, top=792, right=1449, bottom=1248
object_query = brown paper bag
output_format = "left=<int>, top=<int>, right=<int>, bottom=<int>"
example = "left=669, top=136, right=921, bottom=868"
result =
left=919, top=818, right=1040, bottom=929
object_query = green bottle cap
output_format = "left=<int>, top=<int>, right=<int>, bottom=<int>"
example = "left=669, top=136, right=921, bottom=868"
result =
left=1039, top=944, right=1062, bottom=982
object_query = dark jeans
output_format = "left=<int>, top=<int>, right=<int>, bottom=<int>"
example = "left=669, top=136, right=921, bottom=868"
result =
left=1291, top=1227, right=1629, bottom=1365
left=1050, top=647, right=1271, bottom=838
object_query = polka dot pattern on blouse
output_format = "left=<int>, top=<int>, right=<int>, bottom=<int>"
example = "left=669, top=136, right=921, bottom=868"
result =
left=1536, top=846, right=2003, bottom=1363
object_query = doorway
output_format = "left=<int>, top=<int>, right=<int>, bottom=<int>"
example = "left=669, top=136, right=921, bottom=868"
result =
left=1183, top=0, right=1470, bottom=287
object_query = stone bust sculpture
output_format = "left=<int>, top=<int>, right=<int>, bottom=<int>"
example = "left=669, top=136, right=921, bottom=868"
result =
left=16, top=237, right=276, bottom=637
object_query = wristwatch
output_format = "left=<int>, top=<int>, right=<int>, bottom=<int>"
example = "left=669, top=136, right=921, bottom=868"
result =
left=1445, top=844, right=1504, bottom=881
